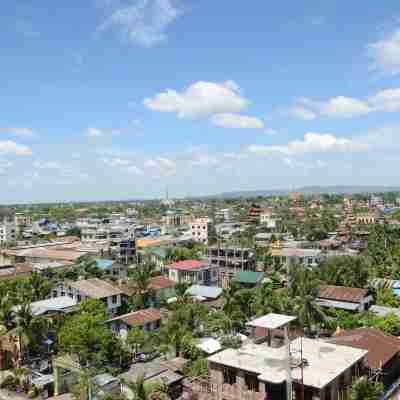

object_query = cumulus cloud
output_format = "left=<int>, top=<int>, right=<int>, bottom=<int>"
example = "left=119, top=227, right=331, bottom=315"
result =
left=248, top=132, right=368, bottom=155
left=86, top=127, right=104, bottom=138
left=98, top=0, right=183, bottom=47
left=33, top=160, right=63, bottom=169
left=144, top=81, right=249, bottom=118
left=0, top=128, right=36, bottom=137
left=368, top=29, right=400, bottom=75
left=211, top=113, right=264, bottom=129
left=102, top=157, right=132, bottom=167
left=144, top=156, right=176, bottom=176
left=0, top=141, right=32, bottom=156
left=288, top=105, right=316, bottom=121
left=368, top=88, right=400, bottom=112
left=125, top=165, right=144, bottom=175
left=287, top=88, right=400, bottom=119
left=319, top=96, right=371, bottom=117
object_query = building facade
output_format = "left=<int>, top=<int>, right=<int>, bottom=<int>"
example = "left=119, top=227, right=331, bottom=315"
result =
left=190, top=218, right=211, bottom=243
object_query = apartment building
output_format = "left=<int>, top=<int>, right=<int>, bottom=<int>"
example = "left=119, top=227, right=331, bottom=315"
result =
left=215, top=208, right=232, bottom=222
left=165, top=260, right=218, bottom=286
left=0, top=221, right=16, bottom=245
left=208, top=313, right=367, bottom=400
left=162, top=209, right=193, bottom=227
left=14, top=213, right=32, bottom=231
left=208, top=246, right=256, bottom=288
left=51, top=278, right=122, bottom=316
left=190, top=218, right=211, bottom=243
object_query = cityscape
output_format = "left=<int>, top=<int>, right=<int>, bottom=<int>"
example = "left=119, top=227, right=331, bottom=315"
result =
left=2, top=1, right=400, bottom=400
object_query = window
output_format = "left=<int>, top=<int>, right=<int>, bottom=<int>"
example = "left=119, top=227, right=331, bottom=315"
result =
left=223, top=368, right=236, bottom=385
left=245, top=373, right=259, bottom=392
left=77, top=295, right=82, bottom=302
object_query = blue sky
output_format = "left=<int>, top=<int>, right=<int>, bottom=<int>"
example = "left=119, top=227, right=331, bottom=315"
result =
left=2, top=1, right=400, bottom=202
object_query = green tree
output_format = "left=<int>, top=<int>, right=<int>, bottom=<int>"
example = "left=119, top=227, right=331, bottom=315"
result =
left=348, top=377, right=383, bottom=400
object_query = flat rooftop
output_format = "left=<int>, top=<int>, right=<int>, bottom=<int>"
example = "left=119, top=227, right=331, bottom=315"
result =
left=208, top=337, right=367, bottom=389
left=247, top=313, right=296, bottom=330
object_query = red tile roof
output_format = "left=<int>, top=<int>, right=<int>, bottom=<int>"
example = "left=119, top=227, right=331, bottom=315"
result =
left=165, top=260, right=205, bottom=271
left=112, top=308, right=162, bottom=327
left=329, top=328, right=400, bottom=369
left=148, top=275, right=176, bottom=290
left=318, top=285, right=369, bottom=303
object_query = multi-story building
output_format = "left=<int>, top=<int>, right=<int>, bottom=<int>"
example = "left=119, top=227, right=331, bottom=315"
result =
left=208, top=246, right=256, bottom=288
left=118, top=239, right=136, bottom=264
left=0, top=221, right=17, bottom=245
left=215, top=208, right=232, bottom=222
left=80, top=220, right=135, bottom=246
left=14, top=213, right=32, bottom=231
left=162, top=209, right=193, bottom=227
left=208, top=334, right=367, bottom=400
left=51, top=278, right=122, bottom=316
left=355, top=213, right=376, bottom=225
left=165, top=260, right=218, bottom=286
left=190, top=218, right=211, bottom=243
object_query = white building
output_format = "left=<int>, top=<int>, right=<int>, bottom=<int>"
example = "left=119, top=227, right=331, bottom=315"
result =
left=215, top=208, right=232, bottom=222
left=51, top=278, right=122, bottom=316
left=0, top=221, right=17, bottom=244
left=165, top=260, right=218, bottom=286
left=190, top=217, right=211, bottom=243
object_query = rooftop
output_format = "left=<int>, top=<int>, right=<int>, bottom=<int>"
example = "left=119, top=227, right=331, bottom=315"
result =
left=69, top=278, right=122, bottom=299
left=208, top=338, right=367, bottom=389
left=233, top=271, right=264, bottom=285
left=328, top=328, right=400, bottom=370
left=165, top=259, right=205, bottom=271
left=186, top=285, right=222, bottom=299
left=148, top=275, right=177, bottom=290
left=318, top=285, right=370, bottom=303
left=247, top=313, right=297, bottom=330
left=108, top=308, right=161, bottom=327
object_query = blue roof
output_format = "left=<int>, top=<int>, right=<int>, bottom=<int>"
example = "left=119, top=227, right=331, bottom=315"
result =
left=95, top=259, right=115, bottom=271
left=186, top=285, right=222, bottom=299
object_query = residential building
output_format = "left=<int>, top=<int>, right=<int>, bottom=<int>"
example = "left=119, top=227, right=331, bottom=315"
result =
left=208, top=334, right=367, bottom=400
left=165, top=259, right=218, bottom=286
left=355, top=213, right=376, bottom=225
left=259, top=210, right=276, bottom=229
left=248, top=204, right=263, bottom=223
left=0, top=221, right=16, bottom=244
left=316, top=285, right=374, bottom=312
left=108, top=308, right=162, bottom=340
left=162, top=209, right=193, bottom=227
left=208, top=246, right=256, bottom=288
left=51, top=278, right=122, bottom=316
left=215, top=208, right=232, bottom=222
left=14, top=213, right=32, bottom=231
left=186, top=285, right=223, bottom=301
left=14, top=296, right=77, bottom=317
left=233, top=271, right=265, bottom=289
left=328, top=328, right=400, bottom=387
left=118, top=239, right=136, bottom=265
left=190, top=217, right=211, bottom=243
left=271, top=245, right=323, bottom=268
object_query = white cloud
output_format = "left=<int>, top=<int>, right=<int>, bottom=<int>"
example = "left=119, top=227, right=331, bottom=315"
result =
left=99, top=0, right=182, bottom=47
left=287, top=88, right=400, bottom=119
left=248, top=132, right=368, bottom=155
left=144, top=81, right=248, bottom=118
left=144, top=156, right=176, bottom=176
left=102, top=157, right=132, bottom=167
left=0, top=141, right=32, bottom=156
left=288, top=105, right=316, bottom=121
left=125, top=165, right=144, bottom=175
left=0, top=128, right=36, bottom=137
left=368, top=88, right=400, bottom=112
left=211, top=113, right=264, bottom=129
left=33, top=160, right=63, bottom=169
left=86, top=127, right=104, bottom=138
left=368, top=29, right=400, bottom=75
left=319, top=96, right=371, bottom=117
left=188, top=154, right=219, bottom=166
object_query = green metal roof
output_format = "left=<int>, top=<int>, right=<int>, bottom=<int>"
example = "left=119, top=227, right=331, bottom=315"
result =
left=233, top=271, right=264, bottom=284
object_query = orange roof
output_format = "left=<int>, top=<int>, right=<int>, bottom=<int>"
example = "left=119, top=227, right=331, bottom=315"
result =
left=135, top=238, right=165, bottom=249
left=109, top=308, right=161, bottom=327
left=165, top=260, right=205, bottom=271
left=148, top=275, right=176, bottom=290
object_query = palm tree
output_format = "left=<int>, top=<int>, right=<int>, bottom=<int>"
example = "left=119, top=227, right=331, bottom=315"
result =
left=123, top=373, right=169, bottom=400
left=0, top=296, right=15, bottom=330
left=289, top=265, right=325, bottom=333
left=129, top=262, right=156, bottom=309
left=348, top=377, right=383, bottom=400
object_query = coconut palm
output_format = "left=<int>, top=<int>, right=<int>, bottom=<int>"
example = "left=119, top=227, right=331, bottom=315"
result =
left=123, top=373, right=169, bottom=400
left=348, top=377, right=383, bottom=400
left=129, top=262, right=156, bottom=309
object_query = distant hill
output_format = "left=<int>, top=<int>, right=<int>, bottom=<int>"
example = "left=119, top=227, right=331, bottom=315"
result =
left=214, top=186, right=400, bottom=199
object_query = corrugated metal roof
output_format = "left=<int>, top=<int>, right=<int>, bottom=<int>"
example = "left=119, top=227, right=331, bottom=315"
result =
left=233, top=271, right=264, bottom=284
left=318, top=285, right=369, bottom=303
left=186, top=285, right=222, bottom=299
